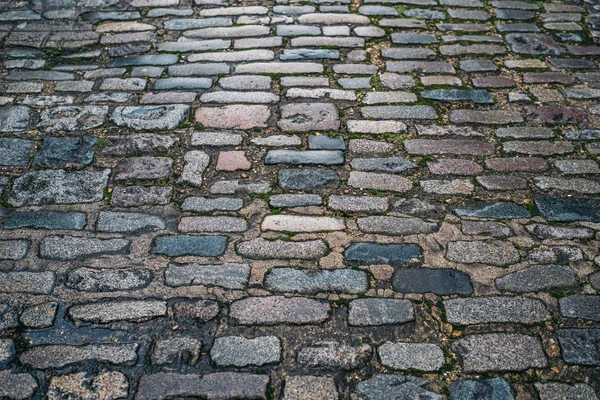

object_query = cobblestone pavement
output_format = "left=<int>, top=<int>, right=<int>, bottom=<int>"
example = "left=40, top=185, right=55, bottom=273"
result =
left=0, top=0, right=600, bottom=398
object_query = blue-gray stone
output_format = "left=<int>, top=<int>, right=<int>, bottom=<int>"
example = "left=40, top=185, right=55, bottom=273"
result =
left=450, top=378, right=514, bottom=400
left=155, top=78, right=213, bottom=90
left=152, top=235, right=227, bottom=257
left=269, top=194, right=322, bottom=208
left=421, top=89, right=493, bottom=104
left=108, top=54, right=179, bottom=68
left=4, top=211, right=86, bottom=230
left=0, top=107, right=31, bottom=133
left=454, top=202, right=531, bottom=219
left=0, top=138, right=34, bottom=166
left=557, top=329, right=600, bottom=366
left=345, top=243, right=423, bottom=267
left=265, top=268, right=368, bottom=294
left=535, top=198, right=600, bottom=222
left=278, top=169, right=339, bottom=190
left=563, top=130, right=600, bottom=140
left=33, top=136, right=96, bottom=169
left=392, top=269, right=473, bottom=295
left=355, top=374, right=441, bottom=400
left=559, top=295, right=600, bottom=322
left=265, top=150, right=345, bottom=166
left=308, top=136, right=345, bottom=150
left=460, top=60, right=498, bottom=73
left=280, top=49, right=340, bottom=60
left=392, top=33, right=438, bottom=44
left=350, top=157, right=417, bottom=173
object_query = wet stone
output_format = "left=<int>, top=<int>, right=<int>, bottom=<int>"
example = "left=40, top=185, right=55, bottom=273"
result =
left=355, top=375, right=441, bottom=400
left=152, top=235, right=227, bottom=257
left=0, top=138, right=34, bottom=166
left=20, top=302, right=58, bottom=328
left=445, top=297, right=548, bottom=324
left=450, top=378, right=514, bottom=400
left=298, top=341, right=371, bottom=370
left=0, top=370, right=38, bottom=400
left=378, top=342, right=444, bottom=371
left=560, top=295, right=600, bottom=321
left=496, top=265, right=577, bottom=293
left=446, top=241, right=519, bottom=266
left=279, top=168, right=340, bottom=190
left=230, top=296, right=330, bottom=325
left=557, top=329, right=600, bottom=366
left=452, top=334, right=547, bottom=372
left=210, top=336, right=281, bottom=367
left=111, top=104, right=189, bottom=130
left=349, top=299, right=414, bottom=326
left=535, top=197, right=600, bottom=222
left=265, top=268, right=368, bottom=294
left=393, top=269, right=473, bottom=295
left=20, top=343, right=139, bottom=369
left=47, top=371, right=129, bottom=400
left=345, top=243, right=423, bottom=266
left=66, top=267, right=152, bottom=292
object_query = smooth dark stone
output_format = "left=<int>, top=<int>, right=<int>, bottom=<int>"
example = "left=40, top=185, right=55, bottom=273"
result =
left=557, top=329, right=600, bottom=366
left=4, top=211, right=86, bottom=230
left=33, top=136, right=96, bottom=169
left=535, top=198, right=600, bottom=222
left=392, top=268, right=473, bottom=295
left=152, top=235, right=227, bottom=257
left=345, top=243, right=423, bottom=267
left=278, top=168, right=340, bottom=190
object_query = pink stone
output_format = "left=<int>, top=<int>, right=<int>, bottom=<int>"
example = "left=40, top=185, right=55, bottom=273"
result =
left=216, top=151, right=251, bottom=172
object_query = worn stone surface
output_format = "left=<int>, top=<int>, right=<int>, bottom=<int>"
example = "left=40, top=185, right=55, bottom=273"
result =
left=211, top=336, right=281, bottom=367
left=446, top=241, right=520, bottom=266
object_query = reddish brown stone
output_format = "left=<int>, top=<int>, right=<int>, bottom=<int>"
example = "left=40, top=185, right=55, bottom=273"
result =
left=216, top=151, right=252, bottom=172
left=524, top=106, right=587, bottom=125
left=485, top=157, right=547, bottom=172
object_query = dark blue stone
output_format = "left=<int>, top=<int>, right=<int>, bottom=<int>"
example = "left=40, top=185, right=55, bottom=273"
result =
left=345, top=243, right=422, bottom=267
left=557, top=329, right=600, bottom=366
left=4, top=211, right=86, bottom=230
left=536, top=198, right=600, bottom=222
left=152, top=235, right=227, bottom=257
left=392, top=268, right=473, bottom=295
left=33, top=136, right=96, bottom=168
left=278, top=168, right=340, bottom=190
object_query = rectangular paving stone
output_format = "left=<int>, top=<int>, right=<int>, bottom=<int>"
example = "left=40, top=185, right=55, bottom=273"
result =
left=20, top=344, right=139, bottom=369
left=262, top=215, right=345, bottom=232
left=387, top=61, right=455, bottom=73
left=178, top=216, right=248, bottom=232
left=348, top=171, right=412, bottom=192
left=265, top=150, right=344, bottom=165
left=210, top=336, right=280, bottom=367
left=450, top=110, right=523, bottom=124
left=446, top=240, right=519, bottom=266
left=393, top=268, right=473, bottom=295
left=196, top=105, right=270, bottom=129
left=0, top=272, right=55, bottom=294
left=152, top=235, right=227, bottom=257
left=230, top=296, right=330, bottom=325
left=265, top=268, right=367, bottom=294
left=348, top=298, right=414, bottom=326
left=404, top=139, right=494, bottom=155
left=557, top=329, right=600, bottom=366
left=345, top=242, right=423, bottom=266
left=39, top=236, right=130, bottom=260
left=68, top=300, right=167, bottom=323
left=165, top=263, right=250, bottom=289
left=4, top=211, right=86, bottom=230
left=361, top=105, right=438, bottom=120
left=535, top=198, right=600, bottom=222
left=445, top=297, right=549, bottom=324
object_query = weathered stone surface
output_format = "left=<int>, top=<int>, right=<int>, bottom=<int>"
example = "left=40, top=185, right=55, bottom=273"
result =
left=270, top=194, right=322, bottom=208
left=47, top=371, right=129, bottom=400
left=266, top=150, right=344, bottom=165
left=278, top=103, right=340, bottom=132
left=279, top=169, right=339, bottom=190
left=262, top=215, right=345, bottom=232
left=69, top=300, right=167, bottom=323
left=196, top=105, right=270, bottom=129
left=0, top=240, right=30, bottom=260
left=506, top=33, right=564, bottom=54
left=179, top=216, right=247, bottom=233
left=526, top=224, right=594, bottom=240
left=393, top=269, right=473, bottom=295
left=172, top=300, right=219, bottom=323
left=422, top=179, right=473, bottom=195
left=20, top=302, right=58, bottom=328
left=165, top=263, right=249, bottom=289
left=404, top=139, right=494, bottom=156
left=378, top=342, right=444, bottom=371
left=111, top=105, right=189, bottom=130
left=351, top=157, right=416, bottom=173
left=0, top=106, right=30, bottom=132
left=283, top=376, right=339, bottom=400
left=10, top=169, right=109, bottom=206
left=0, top=271, right=55, bottom=294
left=111, top=186, right=172, bottom=207
left=450, top=379, right=514, bottom=400
left=358, top=216, right=438, bottom=235
left=265, top=268, right=368, bottom=294
left=445, top=297, right=548, bottom=324
left=0, top=138, right=34, bottom=166
left=98, top=211, right=165, bottom=232
left=67, top=267, right=152, bottom=292
left=40, top=236, right=130, bottom=260
left=151, top=337, right=202, bottom=366
left=345, top=243, right=422, bottom=266
left=454, top=202, right=531, bottom=219
left=452, top=334, right=547, bottom=372
left=328, top=195, right=388, bottom=213
left=557, top=329, right=600, bottom=366
left=230, top=296, right=330, bottom=325
left=560, top=295, right=600, bottom=321
left=298, top=341, right=371, bottom=369
left=20, top=344, right=139, bottom=369
left=348, top=171, right=412, bottom=192
left=355, top=375, right=441, bottom=400
left=496, top=265, right=577, bottom=293
left=535, top=197, right=600, bottom=222
left=349, top=299, right=414, bottom=326
left=237, top=238, right=327, bottom=260
left=0, top=370, right=38, bottom=400
left=446, top=241, right=520, bottom=266
left=38, top=106, right=107, bottom=132
left=152, top=235, right=227, bottom=257
left=211, top=336, right=281, bottom=367
left=535, top=382, right=598, bottom=400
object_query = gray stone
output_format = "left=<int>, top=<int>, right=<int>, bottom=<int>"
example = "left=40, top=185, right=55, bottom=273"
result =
left=358, top=216, right=438, bottom=236
left=533, top=177, right=600, bottom=194
left=270, top=194, right=322, bottom=208
left=211, top=336, right=280, bottom=367
left=135, top=372, right=269, bottom=400
left=0, top=271, right=55, bottom=294
left=446, top=241, right=520, bottom=266
left=526, top=224, right=594, bottom=240
left=404, top=139, right=494, bottom=156
left=9, top=169, right=109, bottom=206
left=554, top=160, right=600, bottom=175
left=209, top=180, right=271, bottom=194
left=348, top=172, right=412, bottom=193
left=560, top=295, right=600, bottom=321
left=393, top=269, right=473, bottom=295
left=278, top=103, right=340, bottom=132
left=0, top=240, right=30, bottom=260
left=496, top=265, right=577, bottom=293
left=0, top=138, right=34, bottom=166
left=362, top=105, right=438, bottom=120
left=452, top=334, right=547, bottom=372
left=0, top=304, right=18, bottom=331
left=528, top=245, right=583, bottom=264
left=164, top=17, right=232, bottom=30
left=265, top=150, right=344, bottom=165
left=351, top=157, right=416, bottom=173
left=97, top=211, right=165, bottom=232
left=40, top=235, right=129, bottom=260
left=298, top=341, right=371, bottom=369
left=454, top=202, right=531, bottom=219
left=66, top=267, right=152, bottom=292
left=111, top=105, right=189, bottom=130
left=536, top=197, right=600, bottom=222
left=308, top=136, right=345, bottom=150
left=172, top=300, right=219, bottom=323
left=278, top=168, right=339, bottom=190
left=20, top=302, right=58, bottom=328
left=101, top=134, right=177, bottom=157
left=69, top=300, right=167, bottom=323
left=152, top=235, right=227, bottom=257
left=180, top=150, right=209, bottom=187
left=165, top=263, right=250, bottom=289
left=450, top=378, right=514, bottom=400
left=535, top=382, right=598, bottom=400
left=328, top=195, right=388, bottom=213
left=151, top=337, right=202, bottom=366
left=265, top=268, right=368, bottom=294
left=283, top=376, right=338, bottom=400
left=564, top=130, right=600, bottom=141
left=355, top=374, right=441, bottom=400
left=46, top=371, right=129, bottom=400
left=349, top=298, right=414, bottom=326
left=422, top=180, right=473, bottom=195
left=111, top=186, right=172, bottom=207
left=230, top=296, right=330, bottom=325
left=392, top=33, right=437, bottom=44
left=460, top=59, right=498, bottom=72
left=179, top=216, right=248, bottom=233
left=392, top=198, right=446, bottom=217
left=192, top=131, right=243, bottom=146
left=461, top=221, right=510, bottom=238
left=505, top=33, right=564, bottom=54
left=37, top=106, right=107, bottom=132
left=155, top=77, right=213, bottom=90
left=0, top=339, right=15, bottom=366
left=281, top=48, right=339, bottom=60
left=0, top=370, right=38, bottom=400
left=182, top=197, right=243, bottom=212
left=378, top=342, right=444, bottom=371
left=0, top=106, right=30, bottom=132
left=116, top=157, right=173, bottom=180
left=422, top=89, right=493, bottom=104
left=345, top=243, right=423, bottom=266
left=445, top=297, right=549, bottom=324
left=5, top=210, right=86, bottom=230
left=557, top=329, right=600, bottom=366
left=20, top=343, right=139, bottom=369
left=108, top=54, right=178, bottom=67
